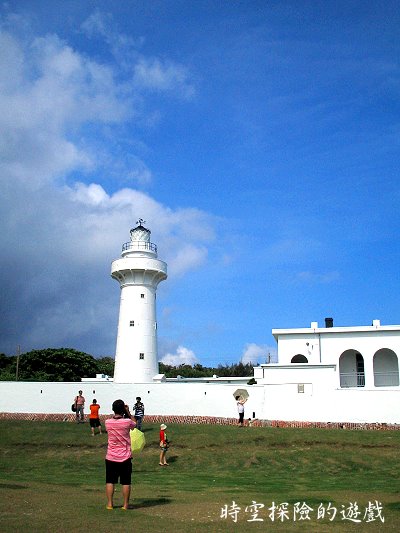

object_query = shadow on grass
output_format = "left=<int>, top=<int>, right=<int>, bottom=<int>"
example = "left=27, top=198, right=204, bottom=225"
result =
left=130, top=497, right=171, bottom=509
left=0, top=483, right=28, bottom=490
left=387, top=502, right=400, bottom=510
left=137, top=454, right=178, bottom=469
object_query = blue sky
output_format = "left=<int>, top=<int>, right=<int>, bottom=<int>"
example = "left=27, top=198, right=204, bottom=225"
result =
left=1, top=1, right=399, bottom=366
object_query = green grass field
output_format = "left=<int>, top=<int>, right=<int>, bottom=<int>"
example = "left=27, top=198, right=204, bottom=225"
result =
left=0, top=420, right=399, bottom=532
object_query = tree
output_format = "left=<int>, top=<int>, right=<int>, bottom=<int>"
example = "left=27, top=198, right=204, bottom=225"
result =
left=0, top=348, right=255, bottom=381
left=158, top=361, right=254, bottom=378
left=0, top=354, right=16, bottom=381
left=95, top=357, right=115, bottom=377
left=17, top=348, right=98, bottom=382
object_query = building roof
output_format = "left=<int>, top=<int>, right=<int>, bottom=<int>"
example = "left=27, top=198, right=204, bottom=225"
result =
left=272, top=320, right=400, bottom=341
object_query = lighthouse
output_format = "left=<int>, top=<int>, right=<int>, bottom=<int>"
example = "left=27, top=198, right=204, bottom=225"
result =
left=111, top=220, right=167, bottom=383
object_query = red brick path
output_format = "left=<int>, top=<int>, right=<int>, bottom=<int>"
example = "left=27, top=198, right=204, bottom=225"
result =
left=0, top=412, right=399, bottom=430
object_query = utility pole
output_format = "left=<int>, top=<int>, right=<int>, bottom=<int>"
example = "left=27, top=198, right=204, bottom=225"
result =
left=15, top=344, right=21, bottom=381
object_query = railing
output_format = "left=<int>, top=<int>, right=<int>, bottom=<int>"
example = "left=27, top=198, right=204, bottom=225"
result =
left=122, top=241, right=157, bottom=253
left=339, top=372, right=365, bottom=388
left=373, top=371, right=399, bottom=387
left=340, top=371, right=399, bottom=388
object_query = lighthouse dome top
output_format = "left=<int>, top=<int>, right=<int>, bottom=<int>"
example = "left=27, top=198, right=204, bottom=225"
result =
left=122, top=219, right=158, bottom=257
left=130, top=219, right=151, bottom=243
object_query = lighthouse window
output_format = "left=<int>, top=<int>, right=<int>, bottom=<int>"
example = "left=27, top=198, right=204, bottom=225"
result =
left=129, top=321, right=134, bottom=327
left=139, top=353, right=144, bottom=359
left=141, top=294, right=145, bottom=299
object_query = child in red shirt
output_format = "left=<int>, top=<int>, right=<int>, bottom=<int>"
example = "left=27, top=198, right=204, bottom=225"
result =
left=159, top=423, right=169, bottom=466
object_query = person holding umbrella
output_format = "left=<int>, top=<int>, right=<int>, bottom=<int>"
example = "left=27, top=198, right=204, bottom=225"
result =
left=235, top=395, right=247, bottom=427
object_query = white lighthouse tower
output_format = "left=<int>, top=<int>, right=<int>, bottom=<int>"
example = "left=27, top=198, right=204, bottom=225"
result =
left=111, top=220, right=167, bottom=383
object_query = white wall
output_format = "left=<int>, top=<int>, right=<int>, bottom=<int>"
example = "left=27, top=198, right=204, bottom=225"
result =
left=256, top=364, right=337, bottom=391
left=253, top=361, right=399, bottom=423
left=260, top=382, right=399, bottom=423
left=0, top=381, right=262, bottom=421
left=1, top=379, right=399, bottom=424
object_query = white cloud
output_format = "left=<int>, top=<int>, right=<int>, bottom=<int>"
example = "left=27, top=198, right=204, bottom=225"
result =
left=161, top=345, right=199, bottom=366
left=81, top=10, right=111, bottom=40
left=81, top=11, right=196, bottom=100
left=30, top=35, right=129, bottom=124
left=0, top=31, right=128, bottom=190
left=166, top=244, right=208, bottom=277
left=80, top=10, right=143, bottom=64
left=133, top=58, right=196, bottom=99
left=70, top=182, right=110, bottom=206
left=241, top=343, right=277, bottom=365
left=0, top=15, right=212, bottom=356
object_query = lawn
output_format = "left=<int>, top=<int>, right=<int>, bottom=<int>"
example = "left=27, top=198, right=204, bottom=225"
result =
left=0, top=420, right=399, bottom=532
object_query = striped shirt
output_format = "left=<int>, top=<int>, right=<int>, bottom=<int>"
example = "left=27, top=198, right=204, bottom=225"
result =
left=134, top=402, right=145, bottom=417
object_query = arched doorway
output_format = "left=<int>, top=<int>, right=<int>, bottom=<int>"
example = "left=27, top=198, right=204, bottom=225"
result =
left=373, top=349, right=399, bottom=387
left=291, top=354, right=308, bottom=363
left=339, top=350, right=365, bottom=388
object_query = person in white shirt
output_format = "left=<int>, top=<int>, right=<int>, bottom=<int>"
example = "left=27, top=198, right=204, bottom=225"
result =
left=235, top=396, right=247, bottom=427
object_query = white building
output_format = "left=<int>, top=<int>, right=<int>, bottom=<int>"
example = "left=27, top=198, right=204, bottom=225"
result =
left=253, top=318, right=400, bottom=423
left=270, top=317, right=399, bottom=389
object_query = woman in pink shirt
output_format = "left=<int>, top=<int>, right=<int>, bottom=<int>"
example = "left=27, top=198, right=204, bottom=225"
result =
left=105, top=399, right=136, bottom=510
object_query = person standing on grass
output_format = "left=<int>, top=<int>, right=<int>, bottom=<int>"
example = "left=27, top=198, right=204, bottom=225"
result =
left=89, top=399, right=102, bottom=436
left=159, top=423, right=169, bottom=466
left=236, top=396, right=247, bottom=427
left=74, top=390, right=85, bottom=423
left=105, top=399, right=136, bottom=510
left=133, top=397, right=145, bottom=430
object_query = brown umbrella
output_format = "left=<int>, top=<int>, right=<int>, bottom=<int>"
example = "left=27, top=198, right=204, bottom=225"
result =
left=233, top=388, right=249, bottom=401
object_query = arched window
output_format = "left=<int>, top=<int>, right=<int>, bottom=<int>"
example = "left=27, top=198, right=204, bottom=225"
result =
left=291, top=354, right=308, bottom=363
left=373, top=349, right=399, bottom=387
left=339, top=350, right=365, bottom=388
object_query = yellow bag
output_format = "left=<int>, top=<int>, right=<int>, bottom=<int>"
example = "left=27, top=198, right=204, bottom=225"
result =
left=130, top=428, right=146, bottom=453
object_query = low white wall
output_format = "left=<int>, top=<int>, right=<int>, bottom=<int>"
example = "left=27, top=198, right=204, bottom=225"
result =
left=257, top=364, right=337, bottom=390
left=0, top=381, right=398, bottom=424
left=0, top=381, right=263, bottom=421
left=261, top=383, right=399, bottom=423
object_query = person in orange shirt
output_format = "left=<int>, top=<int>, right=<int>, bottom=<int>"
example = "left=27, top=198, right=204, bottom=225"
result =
left=89, top=399, right=102, bottom=436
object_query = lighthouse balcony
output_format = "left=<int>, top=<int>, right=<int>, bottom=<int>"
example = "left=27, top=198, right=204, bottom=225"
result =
left=122, top=241, right=158, bottom=254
